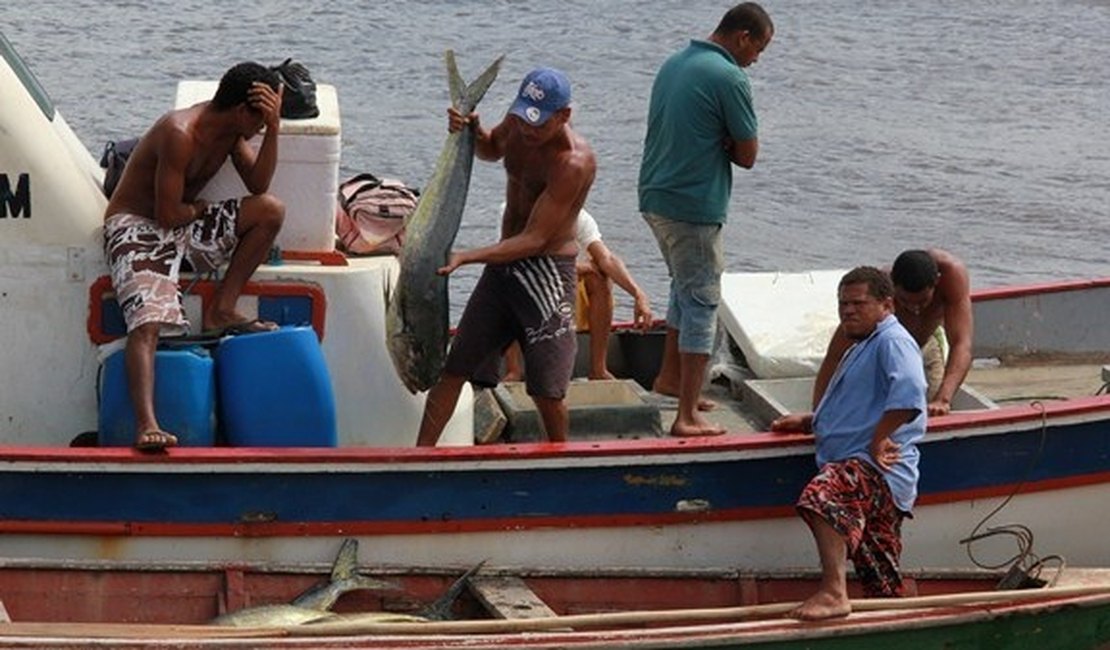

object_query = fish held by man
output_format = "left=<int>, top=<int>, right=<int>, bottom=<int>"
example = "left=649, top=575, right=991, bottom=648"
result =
left=386, top=50, right=503, bottom=393
left=209, top=538, right=399, bottom=627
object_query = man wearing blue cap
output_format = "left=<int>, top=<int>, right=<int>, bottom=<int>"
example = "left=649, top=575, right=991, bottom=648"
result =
left=416, top=67, right=597, bottom=446
left=639, top=2, right=774, bottom=437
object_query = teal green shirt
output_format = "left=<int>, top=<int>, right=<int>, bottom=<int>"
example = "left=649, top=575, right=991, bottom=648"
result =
left=638, top=40, right=758, bottom=224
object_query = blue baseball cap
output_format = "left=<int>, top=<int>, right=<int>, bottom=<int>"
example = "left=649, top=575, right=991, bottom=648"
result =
left=508, top=67, right=571, bottom=126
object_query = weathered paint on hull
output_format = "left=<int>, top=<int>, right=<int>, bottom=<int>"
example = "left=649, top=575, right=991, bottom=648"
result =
left=0, top=403, right=1109, bottom=571
left=0, top=585, right=1108, bottom=648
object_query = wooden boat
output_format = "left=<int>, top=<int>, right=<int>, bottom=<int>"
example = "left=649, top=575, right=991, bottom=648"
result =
left=2, top=30, right=1110, bottom=576
left=1, top=551, right=1110, bottom=649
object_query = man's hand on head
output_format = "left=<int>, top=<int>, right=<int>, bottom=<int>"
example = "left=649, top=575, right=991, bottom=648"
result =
left=250, top=82, right=283, bottom=129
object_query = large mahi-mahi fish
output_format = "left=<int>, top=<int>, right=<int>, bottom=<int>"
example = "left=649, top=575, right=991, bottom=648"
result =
left=387, top=51, right=503, bottom=393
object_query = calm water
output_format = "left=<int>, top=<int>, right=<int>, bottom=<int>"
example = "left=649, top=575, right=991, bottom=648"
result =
left=7, top=1, right=1110, bottom=323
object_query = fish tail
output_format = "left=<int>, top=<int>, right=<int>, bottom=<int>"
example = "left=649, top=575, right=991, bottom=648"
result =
left=329, top=538, right=359, bottom=582
left=446, top=50, right=466, bottom=108
left=420, top=559, right=488, bottom=620
left=446, top=51, right=504, bottom=114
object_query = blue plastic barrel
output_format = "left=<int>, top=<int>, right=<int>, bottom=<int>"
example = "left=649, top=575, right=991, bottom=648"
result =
left=98, top=346, right=217, bottom=447
left=216, top=326, right=338, bottom=447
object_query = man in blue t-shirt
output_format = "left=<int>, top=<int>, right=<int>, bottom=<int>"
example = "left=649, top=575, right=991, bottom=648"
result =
left=772, top=266, right=927, bottom=621
left=638, top=3, right=774, bottom=437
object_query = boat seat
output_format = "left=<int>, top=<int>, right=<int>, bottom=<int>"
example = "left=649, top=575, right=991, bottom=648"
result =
left=468, top=576, right=558, bottom=619
left=740, top=376, right=999, bottom=427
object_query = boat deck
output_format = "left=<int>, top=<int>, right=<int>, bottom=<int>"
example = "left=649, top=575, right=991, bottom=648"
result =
left=964, top=361, right=1106, bottom=405
left=656, top=360, right=1110, bottom=437
left=490, top=354, right=1110, bottom=439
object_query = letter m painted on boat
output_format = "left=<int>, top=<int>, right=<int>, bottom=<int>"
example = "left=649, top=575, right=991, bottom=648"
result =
left=1, top=173, right=31, bottom=219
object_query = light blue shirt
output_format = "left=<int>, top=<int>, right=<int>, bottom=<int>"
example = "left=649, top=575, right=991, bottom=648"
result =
left=638, top=40, right=758, bottom=225
left=812, top=314, right=927, bottom=512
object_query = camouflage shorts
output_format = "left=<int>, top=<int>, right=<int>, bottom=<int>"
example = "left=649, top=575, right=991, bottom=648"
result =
left=103, top=199, right=240, bottom=334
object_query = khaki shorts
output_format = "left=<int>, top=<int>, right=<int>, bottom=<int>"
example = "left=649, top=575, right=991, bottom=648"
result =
left=921, top=328, right=947, bottom=400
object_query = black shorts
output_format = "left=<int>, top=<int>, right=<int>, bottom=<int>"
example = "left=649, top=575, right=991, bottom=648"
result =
left=446, top=255, right=577, bottom=399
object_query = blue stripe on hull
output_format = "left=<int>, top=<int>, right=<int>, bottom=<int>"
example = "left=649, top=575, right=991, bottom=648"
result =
left=1, top=418, right=1107, bottom=528
left=0, top=457, right=814, bottom=524
left=919, top=418, right=1110, bottom=493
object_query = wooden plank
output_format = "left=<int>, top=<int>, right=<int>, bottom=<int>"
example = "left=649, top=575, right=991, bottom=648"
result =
left=468, top=576, right=558, bottom=619
left=473, top=388, right=507, bottom=444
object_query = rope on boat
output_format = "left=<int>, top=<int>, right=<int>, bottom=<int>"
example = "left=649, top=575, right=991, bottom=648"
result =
left=957, top=400, right=1064, bottom=586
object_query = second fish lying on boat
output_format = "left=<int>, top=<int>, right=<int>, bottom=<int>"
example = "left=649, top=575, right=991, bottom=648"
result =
left=211, top=538, right=484, bottom=627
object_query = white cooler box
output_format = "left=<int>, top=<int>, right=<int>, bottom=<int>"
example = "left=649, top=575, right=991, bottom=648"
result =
left=174, top=80, right=341, bottom=253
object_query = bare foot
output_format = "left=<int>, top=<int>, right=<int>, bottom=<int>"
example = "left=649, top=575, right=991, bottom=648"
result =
left=588, top=370, right=617, bottom=380
left=670, top=417, right=726, bottom=438
left=789, top=591, right=851, bottom=621
left=203, top=310, right=278, bottom=335
left=652, top=379, right=717, bottom=412
left=134, top=429, right=178, bottom=452
left=502, top=370, right=524, bottom=383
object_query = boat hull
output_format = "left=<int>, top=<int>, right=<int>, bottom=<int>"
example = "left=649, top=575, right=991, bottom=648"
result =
left=0, top=563, right=1108, bottom=649
left=1, top=396, right=1108, bottom=570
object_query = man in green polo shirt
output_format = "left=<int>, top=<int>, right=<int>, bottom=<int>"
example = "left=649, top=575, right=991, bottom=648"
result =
left=639, top=2, right=774, bottom=437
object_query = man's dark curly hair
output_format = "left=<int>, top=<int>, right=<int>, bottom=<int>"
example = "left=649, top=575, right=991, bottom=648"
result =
left=840, top=266, right=894, bottom=300
left=891, top=250, right=939, bottom=293
left=212, top=62, right=281, bottom=110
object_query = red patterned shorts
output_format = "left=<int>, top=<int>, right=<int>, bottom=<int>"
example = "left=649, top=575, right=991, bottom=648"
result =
left=796, top=458, right=908, bottom=597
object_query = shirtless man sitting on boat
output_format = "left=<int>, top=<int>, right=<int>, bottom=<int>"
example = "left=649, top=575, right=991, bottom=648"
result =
left=103, top=62, right=285, bottom=451
left=416, top=67, right=596, bottom=446
left=814, top=249, right=972, bottom=416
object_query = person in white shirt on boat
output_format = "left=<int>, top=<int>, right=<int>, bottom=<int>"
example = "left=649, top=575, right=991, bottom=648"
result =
left=102, top=62, right=285, bottom=452
left=504, top=208, right=653, bottom=382
left=814, top=249, right=972, bottom=416
left=772, top=266, right=927, bottom=621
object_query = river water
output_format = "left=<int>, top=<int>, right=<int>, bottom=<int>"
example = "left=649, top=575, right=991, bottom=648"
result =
left=7, top=1, right=1109, bottom=323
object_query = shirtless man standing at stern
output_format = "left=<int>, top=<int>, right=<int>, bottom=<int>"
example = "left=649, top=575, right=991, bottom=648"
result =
left=416, top=67, right=596, bottom=446
left=103, top=62, right=286, bottom=451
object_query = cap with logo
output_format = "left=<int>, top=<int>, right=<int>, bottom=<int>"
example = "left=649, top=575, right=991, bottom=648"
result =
left=508, top=67, right=571, bottom=126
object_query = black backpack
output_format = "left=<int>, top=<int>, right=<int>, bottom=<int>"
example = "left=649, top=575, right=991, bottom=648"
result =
left=272, top=58, right=319, bottom=120
left=98, top=137, right=140, bottom=198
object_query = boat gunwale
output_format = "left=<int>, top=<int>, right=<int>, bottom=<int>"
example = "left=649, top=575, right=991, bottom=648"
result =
left=0, top=391, right=1105, bottom=466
